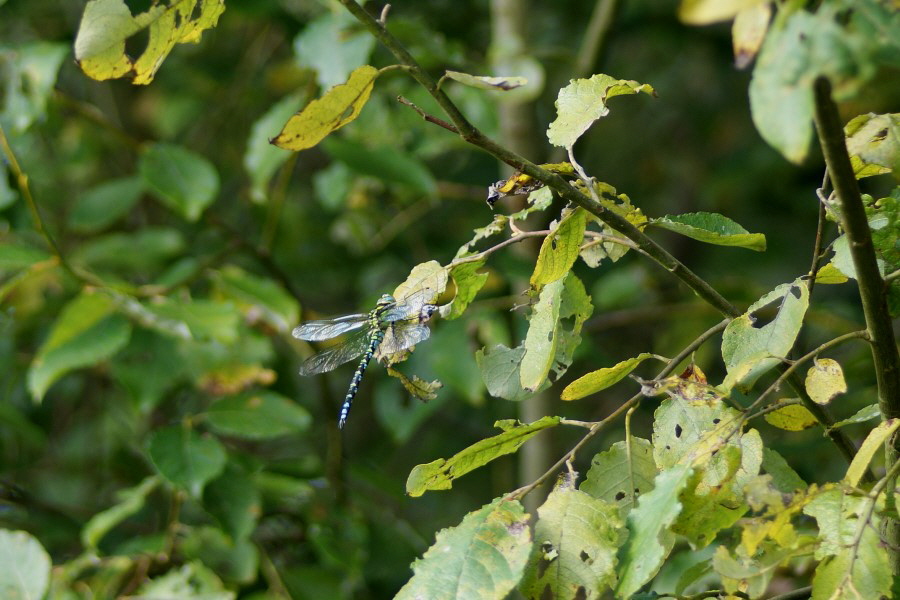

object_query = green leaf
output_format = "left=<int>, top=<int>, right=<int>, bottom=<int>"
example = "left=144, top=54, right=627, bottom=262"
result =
left=181, top=526, right=258, bottom=585
left=845, top=112, right=900, bottom=178
left=135, top=561, right=232, bottom=600
left=561, top=353, right=655, bottom=401
left=406, top=416, right=561, bottom=496
left=147, top=425, right=227, bottom=496
left=203, top=465, right=261, bottom=540
left=139, top=142, right=219, bottom=222
left=145, top=297, right=240, bottom=344
left=831, top=403, right=881, bottom=429
left=74, top=0, right=224, bottom=84
left=509, top=187, right=554, bottom=222
left=547, top=74, right=654, bottom=149
left=0, top=241, right=52, bottom=271
left=28, top=291, right=132, bottom=401
left=322, top=136, right=437, bottom=196
left=82, top=476, right=160, bottom=549
left=0, top=42, right=68, bottom=133
left=205, top=391, right=311, bottom=439
left=721, top=279, right=809, bottom=390
left=649, top=212, right=766, bottom=252
left=442, top=259, right=488, bottom=320
left=761, top=447, right=806, bottom=493
left=396, top=498, right=531, bottom=600
left=244, top=92, right=304, bottom=203
left=678, top=0, right=764, bottom=25
left=476, top=344, right=534, bottom=401
left=581, top=438, right=657, bottom=520
left=455, top=214, right=509, bottom=260
left=763, top=404, right=818, bottom=431
left=844, top=418, right=900, bottom=487
left=294, top=11, right=376, bottom=90
left=805, top=358, right=846, bottom=405
left=520, top=278, right=564, bottom=391
left=0, top=529, right=51, bottom=600
left=386, top=367, right=442, bottom=402
left=271, top=65, right=378, bottom=151
left=69, top=176, right=144, bottom=233
left=615, top=463, right=693, bottom=598
left=394, top=260, right=449, bottom=302
left=73, top=227, right=186, bottom=273
left=530, top=207, right=587, bottom=286
left=520, top=479, right=622, bottom=599
left=212, top=266, right=299, bottom=334
left=444, top=70, right=528, bottom=91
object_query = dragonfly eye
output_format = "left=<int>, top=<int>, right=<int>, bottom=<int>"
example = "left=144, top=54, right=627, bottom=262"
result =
left=420, top=304, right=438, bottom=321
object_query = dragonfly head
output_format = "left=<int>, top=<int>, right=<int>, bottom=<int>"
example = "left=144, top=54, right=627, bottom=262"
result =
left=419, top=304, right=438, bottom=322
left=375, top=294, right=395, bottom=308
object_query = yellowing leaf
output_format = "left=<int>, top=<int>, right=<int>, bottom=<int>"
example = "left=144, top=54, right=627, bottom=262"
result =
left=679, top=0, right=765, bottom=25
left=561, top=353, right=655, bottom=400
left=270, top=65, right=378, bottom=151
left=530, top=208, right=587, bottom=286
left=547, top=74, right=654, bottom=149
left=732, top=2, right=772, bottom=69
left=814, top=263, right=849, bottom=284
left=844, top=112, right=900, bottom=179
left=844, top=419, right=900, bottom=487
left=74, top=0, right=225, bottom=85
left=804, top=358, right=846, bottom=405
left=763, top=404, right=817, bottom=431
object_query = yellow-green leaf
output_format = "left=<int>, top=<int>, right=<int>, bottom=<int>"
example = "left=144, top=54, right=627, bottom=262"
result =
left=443, top=259, right=489, bottom=320
left=844, top=419, right=900, bottom=487
left=561, top=353, right=655, bottom=401
left=804, top=358, right=846, bottom=405
left=763, top=404, right=817, bottom=431
left=270, top=65, right=378, bottom=151
left=530, top=207, right=587, bottom=286
left=650, top=212, right=766, bottom=252
left=679, top=0, right=765, bottom=25
left=547, top=74, right=655, bottom=149
left=520, top=278, right=564, bottom=391
left=74, top=0, right=225, bottom=85
left=732, top=2, right=771, bottom=69
left=406, top=417, right=561, bottom=496
left=444, top=70, right=528, bottom=91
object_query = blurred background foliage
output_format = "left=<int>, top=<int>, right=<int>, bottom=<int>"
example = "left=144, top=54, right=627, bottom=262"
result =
left=1, top=0, right=898, bottom=598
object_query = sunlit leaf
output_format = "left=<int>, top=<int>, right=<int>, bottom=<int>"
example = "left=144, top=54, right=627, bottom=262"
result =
left=271, top=65, right=378, bottom=151
left=0, top=529, right=51, bottom=600
left=406, top=417, right=561, bottom=496
left=477, top=343, right=534, bottom=401
left=396, top=498, right=531, bottom=600
left=581, top=438, right=657, bottom=519
left=561, top=353, right=655, bottom=401
left=721, top=279, right=809, bottom=390
left=442, top=259, right=488, bottom=320
left=547, top=74, right=654, bottom=149
left=82, top=476, right=160, bottom=549
left=520, top=479, right=621, bottom=599
left=530, top=207, right=587, bottom=286
left=74, top=0, right=225, bottom=84
left=139, top=142, right=220, bottom=222
left=845, top=112, right=900, bottom=179
left=764, top=404, right=817, bottom=431
left=831, top=404, right=880, bottom=429
left=28, top=290, right=132, bottom=401
left=615, top=463, right=692, bottom=598
left=844, top=419, right=900, bottom=487
left=444, top=70, right=528, bottom=91
left=520, top=278, right=563, bottom=391
left=804, top=358, right=846, bottom=405
left=650, top=212, right=766, bottom=252
left=732, top=2, right=772, bottom=69
left=147, top=425, right=227, bottom=497
left=679, top=0, right=764, bottom=25
left=205, top=391, right=311, bottom=439
left=394, top=260, right=448, bottom=302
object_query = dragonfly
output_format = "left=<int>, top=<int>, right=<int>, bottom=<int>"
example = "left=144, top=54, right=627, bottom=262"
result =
left=292, top=288, right=438, bottom=428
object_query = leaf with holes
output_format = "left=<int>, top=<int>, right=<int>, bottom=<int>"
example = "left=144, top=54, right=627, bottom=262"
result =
left=395, top=498, right=531, bottom=600
left=520, top=478, right=622, bottom=600
left=74, top=0, right=224, bottom=84
left=581, top=438, right=657, bottom=520
left=721, top=279, right=809, bottom=390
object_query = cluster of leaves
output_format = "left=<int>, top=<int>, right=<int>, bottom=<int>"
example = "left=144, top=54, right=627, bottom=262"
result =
left=1, top=0, right=899, bottom=599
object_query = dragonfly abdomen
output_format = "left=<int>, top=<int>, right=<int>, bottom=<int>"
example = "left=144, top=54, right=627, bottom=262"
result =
left=338, top=330, right=384, bottom=428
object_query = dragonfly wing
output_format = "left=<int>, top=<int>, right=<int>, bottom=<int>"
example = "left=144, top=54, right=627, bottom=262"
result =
left=292, top=313, right=369, bottom=341
left=298, top=329, right=372, bottom=375
left=379, top=287, right=437, bottom=322
left=379, top=324, right=431, bottom=356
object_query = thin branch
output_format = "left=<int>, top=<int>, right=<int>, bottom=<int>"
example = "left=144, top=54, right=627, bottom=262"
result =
left=397, top=96, right=459, bottom=134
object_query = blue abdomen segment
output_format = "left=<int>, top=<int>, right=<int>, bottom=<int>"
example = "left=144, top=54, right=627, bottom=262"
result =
left=338, top=331, right=383, bottom=429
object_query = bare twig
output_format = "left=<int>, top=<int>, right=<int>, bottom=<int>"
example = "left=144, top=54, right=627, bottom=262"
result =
left=396, top=95, right=459, bottom=134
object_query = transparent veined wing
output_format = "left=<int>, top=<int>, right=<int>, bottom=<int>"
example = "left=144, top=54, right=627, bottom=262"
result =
left=378, top=323, right=432, bottom=358
left=298, top=328, right=374, bottom=375
left=292, top=313, right=369, bottom=341
left=378, top=287, right=437, bottom=323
